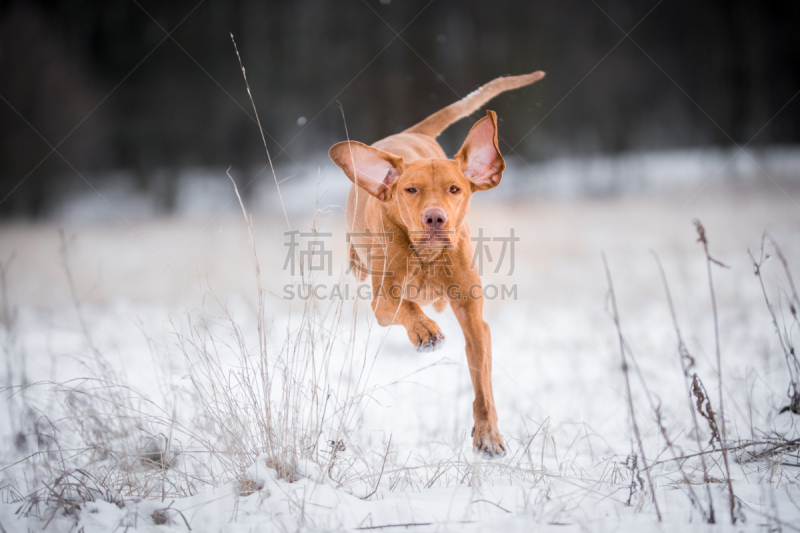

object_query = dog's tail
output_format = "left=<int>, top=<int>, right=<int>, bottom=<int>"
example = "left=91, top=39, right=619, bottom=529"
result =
left=403, top=71, right=545, bottom=138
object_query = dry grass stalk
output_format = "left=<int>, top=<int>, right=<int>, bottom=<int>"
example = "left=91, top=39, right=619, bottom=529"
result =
left=361, top=435, right=392, bottom=500
left=237, top=477, right=260, bottom=497
left=693, top=219, right=737, bottom=524
left=691, top=374, right=721, bottom=450
left=750, top=233, right=800, bottom=415
left=652, top=251, right=717, bottom=522
left=602, top=253, right=662, bottom=521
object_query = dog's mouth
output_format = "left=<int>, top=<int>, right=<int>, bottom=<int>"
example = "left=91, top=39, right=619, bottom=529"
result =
left=412, top=229, right=453, bottom=249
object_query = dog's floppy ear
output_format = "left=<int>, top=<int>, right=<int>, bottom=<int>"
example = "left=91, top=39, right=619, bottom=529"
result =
left=329, top=141, right=406, bottom=201
left=455, top=110, right=505, bottom=191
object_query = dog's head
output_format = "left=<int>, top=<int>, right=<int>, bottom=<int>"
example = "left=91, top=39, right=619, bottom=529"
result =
left=329, top=111, right=505, bottom=249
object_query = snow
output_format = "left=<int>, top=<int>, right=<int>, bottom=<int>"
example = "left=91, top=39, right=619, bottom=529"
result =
left=1, top=150, right=800, bottom=532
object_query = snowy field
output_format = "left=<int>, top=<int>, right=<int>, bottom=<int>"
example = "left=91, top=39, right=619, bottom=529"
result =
left=1, top=151, right=800, bottom=532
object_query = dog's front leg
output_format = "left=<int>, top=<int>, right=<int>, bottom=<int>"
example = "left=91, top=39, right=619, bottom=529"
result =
left=371, top=289, right=445, bottom=353
left=451, top=295, right=505, bottom=458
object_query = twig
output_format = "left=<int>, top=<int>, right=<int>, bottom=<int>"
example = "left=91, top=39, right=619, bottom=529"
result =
left=602, top=253, right=662, bottom=522
left=653, top=438, right=800, bottom=465
left=651, top=250, right=715, bottom=522
left=356, top=521, right=475, bottom=530
left=229, top=33, right=289, bottom=230
left=473, top=499, right=511, bottom=513
left=750, top=233, right=800, bottom=414
left=155, top=500, right=192, bottom=531
left=361, top=435, right=392, bottom=500
left=694, top=219, right=736, bottom=524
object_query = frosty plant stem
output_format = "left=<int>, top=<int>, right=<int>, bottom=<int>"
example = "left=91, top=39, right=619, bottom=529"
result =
left=652, top=251, right=716, bottom=523
left=230, top=32, right=289, bottom=230
left=750, top=234, right=800, bottom=415
left=602, top=253, right=662, bottom=522
left=693, top=219, right=736, bottom=525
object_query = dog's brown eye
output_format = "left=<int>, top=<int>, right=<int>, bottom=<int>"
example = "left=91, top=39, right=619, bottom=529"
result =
left=406, top=187, right=418, bottom=194
left=449, top=185, right=460, bottom=194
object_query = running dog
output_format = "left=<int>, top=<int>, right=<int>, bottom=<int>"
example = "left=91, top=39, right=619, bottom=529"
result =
left=329, top=71, right=545, bottom=458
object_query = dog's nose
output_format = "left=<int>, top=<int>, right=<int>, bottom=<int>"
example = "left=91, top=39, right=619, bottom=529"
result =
left=422, top=208, right=447, bottom=229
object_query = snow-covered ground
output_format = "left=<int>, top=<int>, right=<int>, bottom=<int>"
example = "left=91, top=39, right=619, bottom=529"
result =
left=1, top=151, right=800, bottom=532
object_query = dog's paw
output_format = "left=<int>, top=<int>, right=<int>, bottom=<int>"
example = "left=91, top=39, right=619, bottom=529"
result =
left=408, top=319, right=445, bottom=353
left=417, top=332, right=445, bottom=353
left=472, top=424, right=506, bottom=460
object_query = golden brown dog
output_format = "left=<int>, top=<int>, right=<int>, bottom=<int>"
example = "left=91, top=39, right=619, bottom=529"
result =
left=329, top=71, right=545, bottom=459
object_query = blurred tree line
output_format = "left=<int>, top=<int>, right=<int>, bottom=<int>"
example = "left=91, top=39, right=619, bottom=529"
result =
left=1, top=0, right=799, bottom=217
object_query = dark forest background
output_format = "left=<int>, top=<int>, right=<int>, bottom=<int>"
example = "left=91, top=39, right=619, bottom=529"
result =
left=1, top=0, right=799, bottom=218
